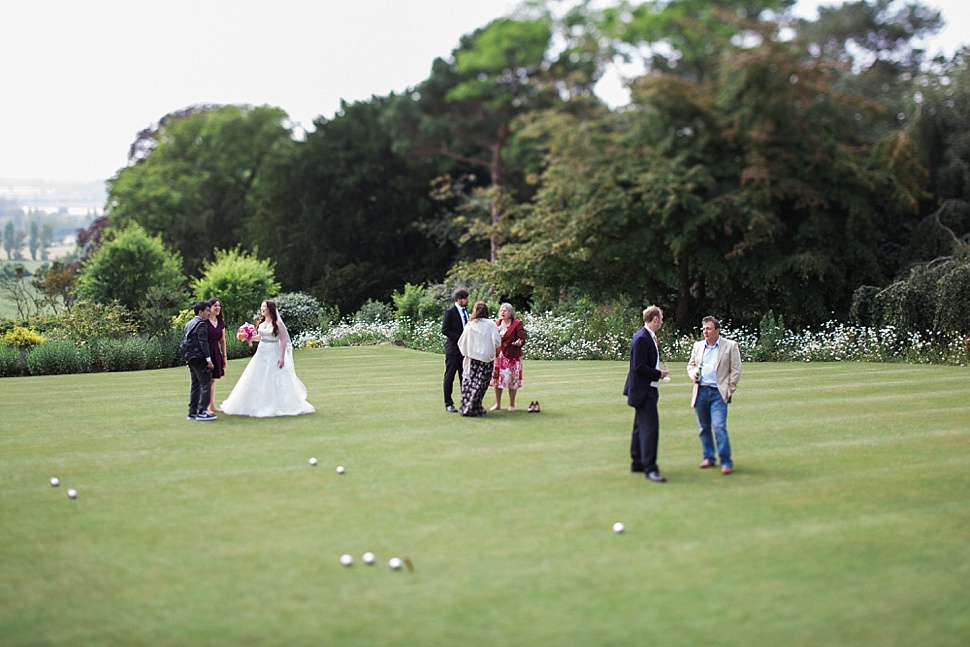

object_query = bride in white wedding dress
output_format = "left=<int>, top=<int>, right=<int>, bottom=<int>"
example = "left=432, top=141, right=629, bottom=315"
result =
left=220, top=300, right=315, bottom=418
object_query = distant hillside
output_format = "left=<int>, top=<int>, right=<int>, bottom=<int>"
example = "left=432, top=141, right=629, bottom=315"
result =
left=0, top=179, right=106, bottom=212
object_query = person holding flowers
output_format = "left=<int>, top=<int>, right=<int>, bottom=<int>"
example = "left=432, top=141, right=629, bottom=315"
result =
left=205, top=297, right=227, bottom=415
left=687, top=316, right=742, bottom=474
left=220, top=299, right=315, bottom=418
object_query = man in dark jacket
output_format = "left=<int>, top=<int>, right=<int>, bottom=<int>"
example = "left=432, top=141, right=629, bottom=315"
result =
left=623, top=305, right=668, bottom=482
left=185, top=301, right=216, bottom=421
left=441, top=288, right=470, bottom=412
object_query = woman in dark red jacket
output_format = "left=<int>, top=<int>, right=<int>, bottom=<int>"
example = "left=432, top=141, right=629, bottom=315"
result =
left=489, top=303, right=526, bottom=412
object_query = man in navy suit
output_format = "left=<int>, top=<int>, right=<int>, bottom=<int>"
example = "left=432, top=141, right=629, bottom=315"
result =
left=623, top=305, right=668, bottom=482
left=441, top=288, right=470, bottom=412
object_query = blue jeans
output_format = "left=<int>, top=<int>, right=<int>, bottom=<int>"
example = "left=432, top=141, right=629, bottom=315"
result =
left=694, top=386, right=732, bottom=467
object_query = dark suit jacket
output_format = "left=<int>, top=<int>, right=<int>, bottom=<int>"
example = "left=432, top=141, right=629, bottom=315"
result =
left=441, top=304, right=465, bottom=357
left=184, top=315, right=210, bottom=362
left=623, top=326, right=661, bottom=408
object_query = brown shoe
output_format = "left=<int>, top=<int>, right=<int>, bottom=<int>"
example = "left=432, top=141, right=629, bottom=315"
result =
left=699, top=459, right=716, bottom=469
left=721, top=466, right=734, bottom=475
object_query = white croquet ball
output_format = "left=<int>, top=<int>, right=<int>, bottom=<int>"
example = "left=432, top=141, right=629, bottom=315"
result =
left=336, top=466, right=345, bottom=474
left=50, top=477, right=59, bottom=487
left=388, top=557, right=403, bottom=570
left=309, top=457, right=317, bottom=466
left=362, top=552, right=375, bottom=565
left=67, top=489, right=77, bottom=499
left=340, top=554, right=354, bottom=566
left=612, top=522, right=625, bottom=534
left=662, top=376, right=670, bottom=382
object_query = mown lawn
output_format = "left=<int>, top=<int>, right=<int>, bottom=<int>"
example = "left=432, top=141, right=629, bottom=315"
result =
left=1, top=346, right=967, bottom=646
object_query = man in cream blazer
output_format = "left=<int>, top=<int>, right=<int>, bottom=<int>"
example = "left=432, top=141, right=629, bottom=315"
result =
left=687, top=316, right=741, bottom=474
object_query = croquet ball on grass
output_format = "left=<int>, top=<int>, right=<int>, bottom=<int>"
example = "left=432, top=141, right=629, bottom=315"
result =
left=388, top=557, right=403, bottom=570
left=309, top=457, right=317, bottom=466
left=335, top=466, right=345, bottom=474
left=67, top=489, right=77, bottom=499
left=612, top=522, right=625, bottom=534
left=340, top=554, right=354, bottom=567
left=362, top=552, right=375, bottom=565
left=50, top=477, right=59, bottom=487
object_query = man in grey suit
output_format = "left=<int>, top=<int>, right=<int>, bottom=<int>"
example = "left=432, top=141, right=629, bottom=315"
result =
left=687, top=316, right=741, bottom=474
left=623, top=305, right=669, bottom=483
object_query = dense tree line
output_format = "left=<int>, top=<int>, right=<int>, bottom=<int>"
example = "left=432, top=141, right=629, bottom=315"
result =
left=99, top=0, right=968, bottom=329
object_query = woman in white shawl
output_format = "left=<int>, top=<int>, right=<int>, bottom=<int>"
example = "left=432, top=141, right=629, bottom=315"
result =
left=457, top=301, right=502, bottom=417
left=221, top=299, right=315, bottom=418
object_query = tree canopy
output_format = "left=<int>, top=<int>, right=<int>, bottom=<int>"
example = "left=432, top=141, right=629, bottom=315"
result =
left=98, top=0, right=967, bottom=330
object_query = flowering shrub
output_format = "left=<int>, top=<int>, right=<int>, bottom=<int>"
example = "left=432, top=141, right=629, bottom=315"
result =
left=274, top=292, right=324, bottom=337
left=291, top=313, right=969, bottom=366
left=2, top=326, right=46, bottom=348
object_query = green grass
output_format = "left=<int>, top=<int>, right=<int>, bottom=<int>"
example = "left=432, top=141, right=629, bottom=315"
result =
left=1, top=346, right=968, bottom=646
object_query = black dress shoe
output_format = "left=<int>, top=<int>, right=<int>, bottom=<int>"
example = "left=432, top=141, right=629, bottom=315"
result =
left=646, top=471, right=667, bottom=483
left=631, top=464, right=645, bottom=473
left=445, top=405, right=458, bottom=413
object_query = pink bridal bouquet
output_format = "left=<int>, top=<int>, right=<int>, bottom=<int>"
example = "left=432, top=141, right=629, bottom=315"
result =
left=237, top=323, right=256, bottom=341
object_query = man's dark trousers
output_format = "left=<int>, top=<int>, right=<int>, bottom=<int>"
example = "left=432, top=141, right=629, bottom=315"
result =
left=188, top=359, right=212, bottom=417
left=630, top=388, right=659, bottom=473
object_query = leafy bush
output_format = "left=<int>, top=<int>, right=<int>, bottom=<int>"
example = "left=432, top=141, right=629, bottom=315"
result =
left=225, top=334, right=253, bottom=360
left=850, top=285, right=881, bottom=327
left=144, top=329, right=184, bottom=369
left=173, top=309, right=194, bottom=330
left=933, top=261, right=970, bottom=336
left=191, top=247, right=280, bottom=325
left=89, top=337, right=148, bottom=372
left=851, top=255, right=970, bottom=339
left=1, top=326, right=46, bottom=347
left=75, top=224, right=185, bottom=311
left=139, top=286, right=188, bottom=338
left=42, top=300, right=138, bottom=341
left=878, top=268, right=939, bottom=335
left=391, top=283, right=443, bottom=324
left=273, top=292, right=323, bottom=338
left=0, top=344, right=25, bottom=377
left=750, top=310, right=787, bottom=362
left=354, top=299, right=394, bottom=324
left=26, top=341, right=93, bottom=376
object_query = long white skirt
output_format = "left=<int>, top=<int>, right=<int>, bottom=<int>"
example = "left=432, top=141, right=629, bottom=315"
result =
left=220, top=340, right=315, bottom=418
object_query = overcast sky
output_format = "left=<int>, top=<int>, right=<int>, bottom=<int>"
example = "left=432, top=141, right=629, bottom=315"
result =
left=1, top=0, right=966, bottom=182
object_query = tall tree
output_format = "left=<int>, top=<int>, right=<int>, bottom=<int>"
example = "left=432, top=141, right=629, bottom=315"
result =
left=28, top=219, right=40, bottom=260
left=107, top=104, right=294, bottom=276
left=490, top=9, right=927, bottom=327
left=797, top=0, right=943, bottom=139
left=906, top=48, right=970, bottom=263
left=248, top=97, right=455, bottom=314
left=386, top=10, right=602, bottom=262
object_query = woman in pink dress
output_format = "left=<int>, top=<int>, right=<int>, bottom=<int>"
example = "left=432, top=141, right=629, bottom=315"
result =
left=489, top=303, right=526, bottom=412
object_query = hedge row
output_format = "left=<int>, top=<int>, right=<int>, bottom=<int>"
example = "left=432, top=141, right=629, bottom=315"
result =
left=0, top=329, right=253, bottom=378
